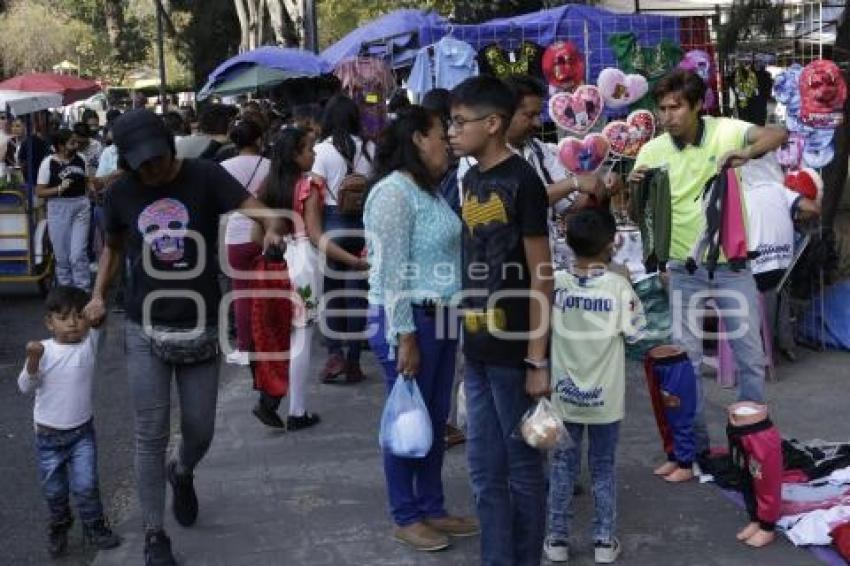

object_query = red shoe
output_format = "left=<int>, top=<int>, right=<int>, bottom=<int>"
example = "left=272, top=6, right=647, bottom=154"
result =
left=344, top=360, right=366, bottom=383
left=321, top=353, right=346, bottom=383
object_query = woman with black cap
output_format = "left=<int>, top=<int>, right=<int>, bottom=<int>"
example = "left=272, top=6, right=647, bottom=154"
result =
left=83, top=109, right=285, bottom=566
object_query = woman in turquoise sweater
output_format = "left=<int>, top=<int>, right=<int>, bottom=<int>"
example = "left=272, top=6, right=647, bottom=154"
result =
left=364, top=106, right=478, bottom=552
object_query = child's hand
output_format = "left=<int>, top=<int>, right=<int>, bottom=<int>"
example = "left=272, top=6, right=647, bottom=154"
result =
left=26, top=341, right=44, bottom=360
left=25, top=341, right=44, bottom=376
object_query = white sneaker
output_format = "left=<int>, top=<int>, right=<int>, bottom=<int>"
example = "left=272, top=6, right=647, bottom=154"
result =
left=226, top=350, right=250, bottom=366
left=544, top=537, right=569, bottom=562
left=594, top=537, right=621, bottom=564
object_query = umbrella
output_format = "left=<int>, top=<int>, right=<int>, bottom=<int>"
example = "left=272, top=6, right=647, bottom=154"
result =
left=200, top=47, right=330, bottom=100
left=0, top=90, right=63, bottom=115
left=0, top=73, right=100, bottom=105
left=197, top=65, right=290, bottom=100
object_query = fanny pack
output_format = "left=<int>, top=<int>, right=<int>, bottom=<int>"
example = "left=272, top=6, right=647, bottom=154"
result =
left=149, top=325, right=220, bottom=365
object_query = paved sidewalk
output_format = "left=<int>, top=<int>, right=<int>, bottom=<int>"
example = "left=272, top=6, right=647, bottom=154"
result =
left=93, top=339, right=848, bottom=566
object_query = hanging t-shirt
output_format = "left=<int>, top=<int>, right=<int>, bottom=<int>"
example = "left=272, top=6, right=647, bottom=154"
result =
left=478, top=41, right=544, bottom=81
left=37, top=154, right=87, bottom=198
left=551, top=270, right=646, bottom=424
left=739, top=155, right=801, bottom=275
left=733, top=66, right=767, bottom=124
left=103, top=159, right=250, bottom=327
left=408, top=37, right=479, bottom=94
left=608, top=33, right=683, bottom=111
left=460, top=154, right=549, bottom=366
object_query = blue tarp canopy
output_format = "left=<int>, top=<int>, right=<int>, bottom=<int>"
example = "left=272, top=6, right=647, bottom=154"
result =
left=419, top=5, right=681, bottom=83
left=321, top=9, right=448, bottom=69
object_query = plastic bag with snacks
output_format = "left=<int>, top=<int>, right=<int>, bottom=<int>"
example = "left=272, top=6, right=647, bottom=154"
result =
left=520, top=398, right=572, bottom=450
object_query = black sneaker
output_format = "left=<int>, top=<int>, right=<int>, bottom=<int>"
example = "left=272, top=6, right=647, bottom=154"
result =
left=144, top=529, right=176, bottom=566
left=47, top=516, right=73, bottom=558
left=83, top=518, right=122, bottom=550
left=286, top=412, right=321, bottom=431
left=167, top=460, right=198, bottom=527
left=252, top=401, right=285, bottom=429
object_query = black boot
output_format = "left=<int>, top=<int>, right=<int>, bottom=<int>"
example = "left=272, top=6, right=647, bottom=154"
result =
left=167, top=460, right=199, bottom=527
left=47, top=515, right=73, bottom=558
left=144, top=529, right=177, bottom=566
left=83, top=518, right=122, bottom=550
left=252, top=393, right=284, bottom=428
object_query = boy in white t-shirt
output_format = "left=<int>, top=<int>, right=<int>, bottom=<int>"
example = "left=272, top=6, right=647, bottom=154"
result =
left=18, top=286, right=121, bottom=558
left=545, top=209, right=647, bottom=564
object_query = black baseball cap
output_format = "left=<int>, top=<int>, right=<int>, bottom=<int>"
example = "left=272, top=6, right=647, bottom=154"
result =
left=112, top=109, right=172, bottom=170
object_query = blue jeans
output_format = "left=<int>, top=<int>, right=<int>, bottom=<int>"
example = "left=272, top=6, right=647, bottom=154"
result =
left=465, top=360, right=546, bottom=566
left=47, top=196, right=91, bottom=291
left=35, top=420, right=105, bottom=526
left=368, top=305, right=457, bottom=526
left=668, top=261, right=766, bottom=454
left=548, top=421, right=620, bottom=545
left=322, top=206, right=367, bottom=362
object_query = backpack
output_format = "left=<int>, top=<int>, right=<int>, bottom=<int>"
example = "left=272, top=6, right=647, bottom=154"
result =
left=332, top=144, right=372, bottom=216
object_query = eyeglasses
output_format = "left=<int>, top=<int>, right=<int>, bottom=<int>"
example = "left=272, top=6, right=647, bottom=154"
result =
left=448, top=113, right=505, bottom=130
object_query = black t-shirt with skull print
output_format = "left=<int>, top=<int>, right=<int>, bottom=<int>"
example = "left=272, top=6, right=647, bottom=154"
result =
left=104, top=159, right=250, bottom=327
left=460, top=154, right=549, bottom=366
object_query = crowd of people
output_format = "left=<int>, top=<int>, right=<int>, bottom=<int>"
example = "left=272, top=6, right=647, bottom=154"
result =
left=16, top=65, right=815, bottom=566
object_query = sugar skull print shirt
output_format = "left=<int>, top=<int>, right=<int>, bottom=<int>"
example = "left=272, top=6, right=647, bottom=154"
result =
left=104, top=159, right=250, bottom=327
left=460, top=154, right=549, bottom=366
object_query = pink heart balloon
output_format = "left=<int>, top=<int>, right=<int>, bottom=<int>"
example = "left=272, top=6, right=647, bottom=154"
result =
left=548, top=85, right=604, bottom=134
left=558, top=134, right=610, bottom=174
left=597, top=68, right=649, bottom=109
left=602, top=110, right=656, bottom=159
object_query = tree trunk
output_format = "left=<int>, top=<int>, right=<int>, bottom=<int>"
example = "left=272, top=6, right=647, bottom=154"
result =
left=233, top=0, right=251, bottom=52
left=246, top=0, right=261, bottom=50
left=266, top=0, right=286, bottom=46
left=280, top=0, right=303, bottom=46
left=103, top=0, right=124, bottom=52
left=821, top=1, right=850, bottom=229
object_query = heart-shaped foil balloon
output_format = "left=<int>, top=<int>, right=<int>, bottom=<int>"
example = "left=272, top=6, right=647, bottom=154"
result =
left=558, top=134, right=610, bottom=174
left=597, top=68, right=649, bottom=109
left=601, top=110, right=655, bottom=159
left=549, top=85, right=604, bottom=134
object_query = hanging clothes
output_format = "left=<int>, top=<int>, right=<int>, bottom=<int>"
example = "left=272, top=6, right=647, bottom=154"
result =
left=628, top=167, right=672, bottom=273
left=408, top=37, right=479, bottom=95
left=477, top=41, right=544, bottom=81
left=608, top=33, right=683, bottom=110
left=685, top=167, right=750, bottom=278
left=333, top=57, right=396, bottom=141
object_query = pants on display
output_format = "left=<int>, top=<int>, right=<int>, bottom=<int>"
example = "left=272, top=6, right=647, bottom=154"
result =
left=644, top=347, right=697, bottom=467
left=727, top=403, right=782, bottom=530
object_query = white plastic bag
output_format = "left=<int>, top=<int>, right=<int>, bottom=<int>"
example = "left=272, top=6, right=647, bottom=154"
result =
left=520, top=398, right=571, bottom=450
left=284, top=237, right=322, bottom=327
left=379, top=375, right=433, bottom=458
